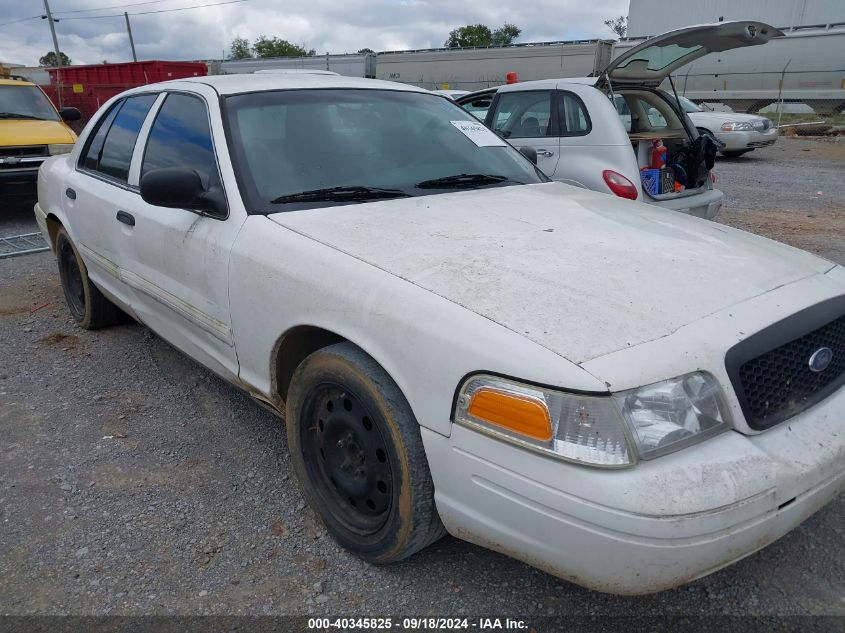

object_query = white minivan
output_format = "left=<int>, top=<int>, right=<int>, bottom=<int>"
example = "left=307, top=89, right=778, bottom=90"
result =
left=457, top=21, right=784, bottom=218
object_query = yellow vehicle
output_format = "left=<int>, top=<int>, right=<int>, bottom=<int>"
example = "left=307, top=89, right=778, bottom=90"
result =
left=0, top=76, right=80, bottom=199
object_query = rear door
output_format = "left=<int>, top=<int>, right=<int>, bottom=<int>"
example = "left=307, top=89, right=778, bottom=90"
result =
left=486, top=89, right=560, bottom=177
left=118, top=88, right=244, bottom=380
left=66, top=93, right=158, bottom=308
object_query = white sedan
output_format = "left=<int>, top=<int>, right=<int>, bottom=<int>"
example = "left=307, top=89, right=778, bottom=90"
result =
left=678, top=96, right=779, bottom=158
left=35, top=73, right=845, bottom=594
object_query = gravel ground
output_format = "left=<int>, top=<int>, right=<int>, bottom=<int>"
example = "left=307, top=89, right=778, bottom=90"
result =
left=1, top=138, right=843, bottom=618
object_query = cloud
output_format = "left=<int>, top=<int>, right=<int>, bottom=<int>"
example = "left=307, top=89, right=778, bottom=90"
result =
left=0, top=0, right=627, bottom=67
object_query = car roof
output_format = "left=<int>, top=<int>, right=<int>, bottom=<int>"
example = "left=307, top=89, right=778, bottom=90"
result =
left=459, top=77, right=601, bottom=101
left=129, top=73, right=431, bottom=96
left=497, top=77, right=600, bottom=92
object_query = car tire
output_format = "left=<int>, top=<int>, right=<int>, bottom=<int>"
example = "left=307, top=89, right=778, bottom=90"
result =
left=55, top=227, right=124, bottom=329
left=721, top=150, right=751, bottom=158
left=286, top=342, right=445, bottom=563
left=696, top=128, right=718, bottom=144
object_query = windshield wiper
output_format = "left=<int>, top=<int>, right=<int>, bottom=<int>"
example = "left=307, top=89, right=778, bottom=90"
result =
left=0, top=112, right=46, bottom=120
left=415, top=173, right=523, bottom=189
left=270, top=185, right=411, bottom=204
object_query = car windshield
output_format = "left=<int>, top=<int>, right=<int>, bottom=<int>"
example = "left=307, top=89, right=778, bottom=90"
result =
left=0, top=85, right=60, bottom=121
left=223, top=89, right=546, bottom=212
left=677, top=95, right=702, bottom=113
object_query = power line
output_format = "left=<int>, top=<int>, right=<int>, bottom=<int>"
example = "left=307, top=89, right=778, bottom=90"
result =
left=0, top=14, right=43, bottom=29
left=52, top=0, right=204, bottom=15
left=59, top=0, right=248, bottom=20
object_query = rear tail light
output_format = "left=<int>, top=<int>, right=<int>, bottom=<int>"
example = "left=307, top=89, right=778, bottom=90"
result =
left=711, top=172, right=717, bottom=184
left=602, top=170, right=638, bottom=200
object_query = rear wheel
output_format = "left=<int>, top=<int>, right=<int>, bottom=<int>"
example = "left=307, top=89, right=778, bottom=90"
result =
left=56, top=227, right=124, bottom=329
left=286, top=342, right=444, bottom=563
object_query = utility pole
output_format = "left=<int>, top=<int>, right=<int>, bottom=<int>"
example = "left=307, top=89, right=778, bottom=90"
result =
left=42, top=0, right=63, bottom=107
left=124, top=12, right=138, bottom=62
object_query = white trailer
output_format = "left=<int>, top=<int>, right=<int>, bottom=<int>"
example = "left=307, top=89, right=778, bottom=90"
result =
left=218, top=53, right=376, bottom=78
left=374, top=41, right=614, bottom=91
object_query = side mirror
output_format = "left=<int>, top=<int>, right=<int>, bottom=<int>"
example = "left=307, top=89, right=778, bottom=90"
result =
left=59, top=107, right=82, bottom=122
left=140, top=167, right=204, bottom=208
left=518, top=146, right=538, bottom=165
left=139, top=166, right=226, bottom=218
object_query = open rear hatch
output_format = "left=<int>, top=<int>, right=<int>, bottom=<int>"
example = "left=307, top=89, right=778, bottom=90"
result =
left=597, top=21, right=784, bottom=87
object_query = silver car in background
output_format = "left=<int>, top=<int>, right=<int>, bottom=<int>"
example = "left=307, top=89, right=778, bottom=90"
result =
left=678, top=96, right=779, bottom=158
left=457, top=21, right=784, bottom=218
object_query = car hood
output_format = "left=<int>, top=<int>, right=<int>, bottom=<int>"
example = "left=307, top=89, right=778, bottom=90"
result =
left=0, top=119, right=76, bottom=145
left=268, top=182, right=833, bottom=364
left=688, top=111, right=769, bottom=125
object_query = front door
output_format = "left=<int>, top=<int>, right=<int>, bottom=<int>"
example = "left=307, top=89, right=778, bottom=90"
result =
left=486, top=89, right=560, bottom=177
left=118, top=89, right=244, bottom=381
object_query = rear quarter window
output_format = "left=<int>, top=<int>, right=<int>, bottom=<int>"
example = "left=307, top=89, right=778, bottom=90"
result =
left=557, top=91, right=591, bottom=136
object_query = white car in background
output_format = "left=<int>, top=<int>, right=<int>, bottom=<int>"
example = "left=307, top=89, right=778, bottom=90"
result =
left=35, top=72, right=845, bottom=595
left=678, top=95, right=779, bottom=157
left=457, top=21, right=785, bottom=218
left=430, top=89, right=470, bottom=100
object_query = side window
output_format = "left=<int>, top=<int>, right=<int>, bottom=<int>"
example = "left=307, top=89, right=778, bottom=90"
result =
left=80, top=101, right=123, bottom=172
left=635, top=97, right=668, bottom=129
left=141, top=93, right=219, bottom=191
left=613, top=95, right=632, bottom=133
left=558, top=92, right=591, bottom=136
left=96, top=94, right=157, bottom=182
left=489, top=91, right=553, bottom=139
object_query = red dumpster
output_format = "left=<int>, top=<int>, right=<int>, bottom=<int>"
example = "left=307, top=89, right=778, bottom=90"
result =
left=44, top=60, right=207, bottom=124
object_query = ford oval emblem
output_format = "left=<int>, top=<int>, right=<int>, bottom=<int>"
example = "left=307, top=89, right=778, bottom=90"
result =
left=808, top=347, right=833, bottom=373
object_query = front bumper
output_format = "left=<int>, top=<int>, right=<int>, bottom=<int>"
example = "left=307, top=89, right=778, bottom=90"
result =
left=422, top=381, right=845, bottom=594
left=716, top=128, right=778, bottom=152
left=0, top=166, right=39, bottom=196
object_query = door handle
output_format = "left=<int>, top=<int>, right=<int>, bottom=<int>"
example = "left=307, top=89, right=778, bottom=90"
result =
left=116, top=210, right=135, bottom=227
left=537, top=149, right=555, bottom=157
left=65, top=188, right=76, bottom=200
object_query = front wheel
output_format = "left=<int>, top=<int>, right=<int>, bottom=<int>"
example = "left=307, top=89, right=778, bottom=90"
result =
left=286, top=342, right=445, bottom=563
left=696, top=128, right=718, bottom=144
left=55, top=227, right=124, bottom=329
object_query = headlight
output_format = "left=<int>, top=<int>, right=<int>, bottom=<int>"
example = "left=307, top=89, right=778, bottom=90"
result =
left=613, top=372, right=730, bottom=460
left=48, top=143, right=74, bottom=155
left=720, top=121, right=754, bottom=132
left=454, top=372, right=730, bottom=467
left=454, top=374, right=634, bottom=467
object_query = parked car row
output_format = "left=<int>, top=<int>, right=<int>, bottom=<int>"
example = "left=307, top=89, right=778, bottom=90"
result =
left=32, top=22, right=842, bottom=595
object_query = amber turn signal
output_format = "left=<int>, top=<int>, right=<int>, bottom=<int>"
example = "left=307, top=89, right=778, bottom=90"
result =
left=467, top=388, right=553, bottom=441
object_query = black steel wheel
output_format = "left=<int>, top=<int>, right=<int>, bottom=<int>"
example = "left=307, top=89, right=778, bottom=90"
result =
left=301, top=384, right=393, bottom=533
left=55, top=226, right=124, bottom=329
left=57, top=233, right=86, bottom=321
left=286, top=342, right=445, bottom=563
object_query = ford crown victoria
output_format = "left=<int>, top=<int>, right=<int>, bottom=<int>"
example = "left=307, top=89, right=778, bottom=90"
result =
left=35, top=73, right=844, bottom=594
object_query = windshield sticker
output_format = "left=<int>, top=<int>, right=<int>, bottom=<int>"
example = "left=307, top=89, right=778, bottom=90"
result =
left=450, top=120, right=507, bottom=147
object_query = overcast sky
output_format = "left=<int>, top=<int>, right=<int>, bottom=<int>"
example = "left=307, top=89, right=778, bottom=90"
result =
left=0, top=0, right=628, bottom=67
